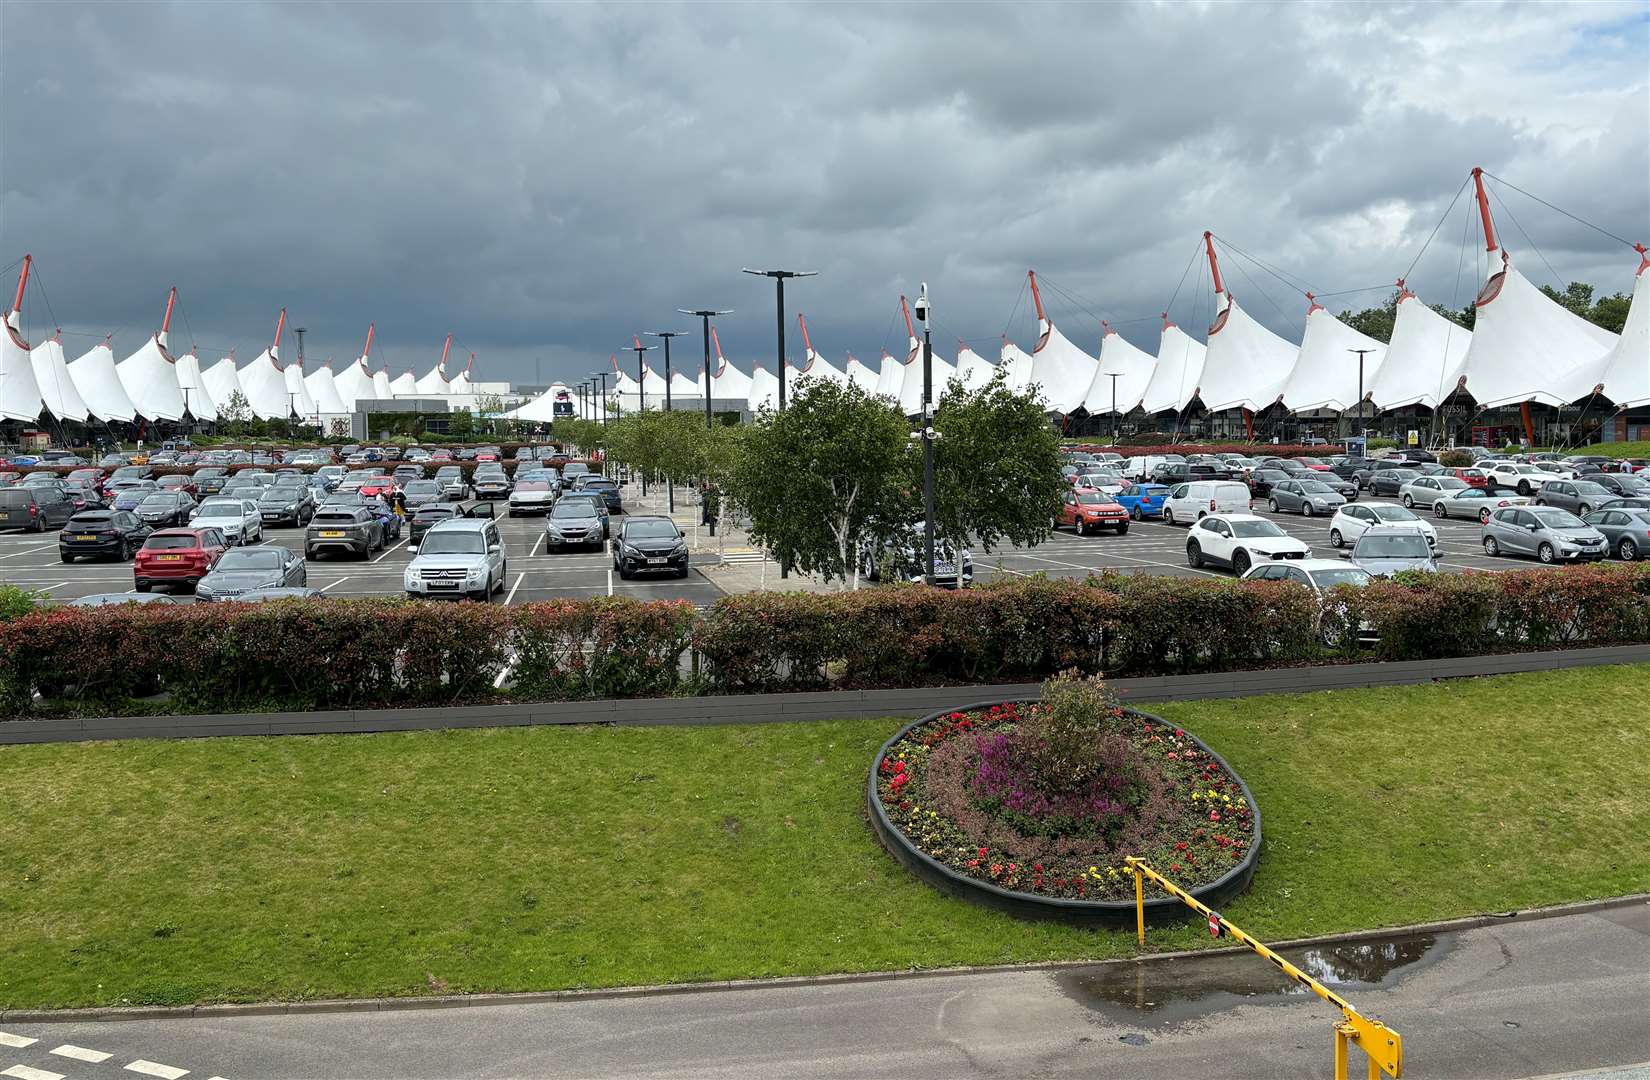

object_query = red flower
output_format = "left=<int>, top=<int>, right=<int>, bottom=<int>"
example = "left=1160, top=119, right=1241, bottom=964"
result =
left=1034, top=863, right=1043, bottom=872
left=1209, top=810, right=1220, bottom=822
left=1175, top=729, right=1185, bottom=738
left=1175, top=842, right=1188, bottom=851
left=967, top=859, right=980, bottom=868
left=978, top=847, right=988, bottom=857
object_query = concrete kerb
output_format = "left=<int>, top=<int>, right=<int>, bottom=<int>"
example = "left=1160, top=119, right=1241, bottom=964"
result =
left=5, top=894, right=1642, bottom=1025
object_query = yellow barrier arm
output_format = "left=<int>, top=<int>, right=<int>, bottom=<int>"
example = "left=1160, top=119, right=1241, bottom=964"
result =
left=1125, top=856, right=1403, bottom=1080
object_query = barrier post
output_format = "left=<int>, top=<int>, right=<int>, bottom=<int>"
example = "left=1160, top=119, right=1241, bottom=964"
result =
left=1133, top=864, right=1145, bottom=947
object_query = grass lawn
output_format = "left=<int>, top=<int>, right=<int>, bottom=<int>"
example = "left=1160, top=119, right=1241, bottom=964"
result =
left=2, top=665, right=1646, bottom=1009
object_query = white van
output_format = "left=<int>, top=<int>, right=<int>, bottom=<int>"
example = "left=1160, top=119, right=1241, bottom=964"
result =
left=1163, top=480, right=1253, bottom=525
left=1124, top=454, right=1183, bottom=482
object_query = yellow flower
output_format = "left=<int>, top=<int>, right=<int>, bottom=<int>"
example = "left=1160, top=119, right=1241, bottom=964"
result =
left=1089, top=866, right=1098, bottom=874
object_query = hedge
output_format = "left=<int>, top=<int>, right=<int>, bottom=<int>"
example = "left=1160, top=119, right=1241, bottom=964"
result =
left=4, top=564, right=1650, bottom=717
left=8, top=458, right=600, bottom=483
left=1067, top=442, right=1345, bottom=458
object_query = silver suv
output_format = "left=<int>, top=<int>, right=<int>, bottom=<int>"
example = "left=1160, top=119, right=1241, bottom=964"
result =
left=403, top=517, right=507, bottom=601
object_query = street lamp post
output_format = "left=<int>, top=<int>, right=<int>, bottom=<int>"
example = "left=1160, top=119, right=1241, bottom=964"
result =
left=679, top=308, right=732, bottom=430
left=1349, top=348, right=1376, bottom=444
left=646, top=330, right=689, bottom=513
left=918, top=283, right=936, bottom=586
left=1108, top=372, right=1121, bottom=445
left=741, top=269, right=818, bottom=411
left=629, top=337, right=654, bottom=414
left=589, top=371, right=611, bottom=425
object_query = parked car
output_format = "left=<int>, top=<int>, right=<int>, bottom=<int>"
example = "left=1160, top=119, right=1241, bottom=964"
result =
left=236, top=587, right=326, bottom=602
left=435, top=465, right=470, bottom=500
left=1484, top=462, right=1552, bottom=495
left=409, top=504, right=457, bottom=545
left=1365, top=468, right=1420, bottom=497
left=401, top=479, right=444, bottom=510
left=862, top=525, right=974, bottom=588
left=189, top=497, right=263, bottom=545
left=258, top=484, right=316, bottom=527
left=195, top=546, right=308, bottom=601
left=1185, top=513, right=1310, bottom=574
left=544, top=498, right=606, bottom=551
left=0, top=483, right=77, bottom=531
left=554, top=492, right=610, bottom=539
left=1057, top=488, right=1131, bottom=534
left=574, top=476, right=622, bottom=512
left=69, top=592, right=179, bottom=607
left=1581, top=507, right=1650, bottom=561
left=1397, top=475, right=1470, bottom=509
left=1600, top=497, right=1650, bottom=511
left=133, top=527, right=229, bottom=593
left=134, top=491, right=197, bottom=528
left=357, top=475, right=399, bottom=501
left=507, top=479, right=557, bottom=515
left=1112, top=481, right=1169, bottom=520
left=1573, top=472, right=1650, bottom=500
left=1163, top=480, right=1251, bottom=525
left=59, top=509, right=151, bottom=562
left=402, top=517, right=507, bottom=601
left=1344, top=524, right=1439, bottom=577
left=1245, top=468, right=1293, bottom=498
left=109, top=479, right=161, bottom=512
left=1533, top=479, right=1615, bottom=517
left=1429, top=487, right=1531, bottom=522
left=1481, top=506, right=1607, bottom=563
left=613, top=515, right=691, bottom=579
left=1243, top=555, right=1378, bottom=651
left=306, top=505, right=386, bottom=559
left=1327, top=502, right=1436, bottom=549
left=1447, top=467, right=1489, bottom=489
left=192, top=467, right=230, bottom=495
left=1266, top=478, right=1346, bottom=517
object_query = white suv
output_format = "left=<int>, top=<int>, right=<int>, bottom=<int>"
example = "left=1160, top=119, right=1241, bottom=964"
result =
left=1185, top=513, right=1310, bottom=575
left=403, top=517, right=507, bottom=601
left=1486, top=462, right=1552, bottom=496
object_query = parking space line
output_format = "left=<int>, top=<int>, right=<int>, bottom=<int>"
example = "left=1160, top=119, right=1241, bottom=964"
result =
left=318, top=578, right=348, bottom=592
left=527, top=532, right=544, bottom=557
left=50, top=1045, right=112, bottom=1064
left=371, top=538, right=407, bottom=563
left=503, top=571, right=525, bottom=606
left=0, top=1034, right=38, bottom=1049
left=2, top=1065, right=63, bottom=1080
left=32, top=581, right=69, bottom=593
left=124, top=1061, right=188, bottom=1080
left=0, top=544, right=54, bottom=560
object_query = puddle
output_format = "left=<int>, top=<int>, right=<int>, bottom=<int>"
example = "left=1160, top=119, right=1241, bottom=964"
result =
left=1055, top=930, right=1451, bottom=1028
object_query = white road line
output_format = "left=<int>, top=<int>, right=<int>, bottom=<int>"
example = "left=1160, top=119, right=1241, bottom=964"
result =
left=0, top=1033, right=38, bottom=1049
left=125, top=1061, right=189, bottom=1080
left=3, top=1065, right=64, bottom=1080
left=527, top=532, right=544, bottom=557
left=50, top=1045, right=113, bottom=1063
left=318, top=578, right=348, bottom=592
left=371, top=537, right=407, bottom=563
left=502, top=570, right=525, bottom=606
left=33, top=581, right=69, bottom=593
left=0, top=544, right=53, bottom=560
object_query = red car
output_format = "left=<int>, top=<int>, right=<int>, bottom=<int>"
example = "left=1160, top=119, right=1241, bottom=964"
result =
left=1295, top=456, right=1334, bottom=472
left=157, top=473, right=199, bottom=496
left=430, top=449, right=453, bottom=462
left=1056, top=488, right=1131, bottom=535
left=358, top=475, right=398, bottom=499
left=134, top=527, right=228, bottom=593
left=1449, top=467, right=1489, bottom=489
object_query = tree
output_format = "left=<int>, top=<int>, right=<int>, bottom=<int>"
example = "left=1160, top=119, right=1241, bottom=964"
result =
left=929, top=371, right=1064, bottom=558
left=1337, top=291, right=1399, bottom=344
left=727, top=379, right=913, bottom=587
left=221, top=390, right=252, bottom=436
left=448, top=408, right=475, bottom=440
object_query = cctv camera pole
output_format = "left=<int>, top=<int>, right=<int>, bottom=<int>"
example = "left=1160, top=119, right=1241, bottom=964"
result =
left=680, top=308, right=732, bottom=430
left=645, top=330, right=688, bottom=512
left=742, top=269, right=818, bottom=411
left=1349, top=348, right=1375, bottom=444
left=920, top=283, right=936, bottom=586
left=589, top=371, right=610, bottom=426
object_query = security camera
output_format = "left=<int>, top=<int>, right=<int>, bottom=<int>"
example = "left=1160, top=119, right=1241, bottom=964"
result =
left=914, top=284, right=930, bottom=323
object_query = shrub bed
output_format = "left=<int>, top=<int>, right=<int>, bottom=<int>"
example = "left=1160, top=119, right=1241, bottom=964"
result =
left=1068, top=442, right=1345, bottom=458
left=867, top=674, right=1258, bottom=922
left=3, top=565, right=1650, bottom=717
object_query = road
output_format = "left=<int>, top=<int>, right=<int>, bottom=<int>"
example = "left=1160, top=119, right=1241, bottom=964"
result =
left=2, top=901, right=1645, bottom=1079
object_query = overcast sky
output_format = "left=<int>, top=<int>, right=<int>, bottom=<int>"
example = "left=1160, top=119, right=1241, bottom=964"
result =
left=2, top=1, right=1646, bottom=388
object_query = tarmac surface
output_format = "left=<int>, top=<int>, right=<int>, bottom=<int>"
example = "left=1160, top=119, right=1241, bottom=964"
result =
left=1, top=900, right=1644, bottom=1079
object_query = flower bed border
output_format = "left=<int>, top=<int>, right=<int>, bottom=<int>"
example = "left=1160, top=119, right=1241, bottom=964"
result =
left=865, top=699, right=1261, bottom=926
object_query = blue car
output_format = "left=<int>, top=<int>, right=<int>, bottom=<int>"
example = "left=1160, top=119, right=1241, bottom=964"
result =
left=1112, top=482, right=1170, bottom=519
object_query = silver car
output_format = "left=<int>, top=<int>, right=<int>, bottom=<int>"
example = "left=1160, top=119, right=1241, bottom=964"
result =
left=1345, top=524, right=1438, bottom=577
left=1481, top=506, right=1607, bottom=564
left=1398, top=475, right=1470, bottom=509
left=1533, top=479, right=1615, bottom=517
left=1429, top=487, right=1530, bottom=523
left=1581, top=507, right=1650, bottom=561
left=1266, top=479, right=1346, bottom=517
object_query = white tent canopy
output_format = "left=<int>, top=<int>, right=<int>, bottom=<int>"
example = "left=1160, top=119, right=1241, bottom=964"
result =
left=306, top=363, right=350, bottom=419
left=1366, top=286, right=1472, bottom=411
left=69, top=341, right=138, bottom=422
left=239, top=348, right=294, bottom=419
left=898, top=337, right=955, bottom=416
left=507, top=381, right=573, bottom=423
left=1456, top=257, right=1616, bottom=408
left=174, top=349, right=220, bottom=421
left=667, top=364, right=703, bottom=402
left=334, top=358, right=379, bottom=411
left=709, top=331, right=753, bottom=401
left=448, top=353, right=475, bottom=396
left=873, top=350, right=902, bottom=400
left=284, top=360, right=319, bottom=420
left=746, top=365, right=780, bottom=413
left=30, top=336, right=89, bottom=422
left=1197, top=292, right=1297, bottom=412
left=954, top=344, right=997, bottom=392
left=1024, top=273, right=1097, bottom=414
left=844, top=353, right=880, bottom=394
left=1084, top=325, right=1155, bottom=415
left=1595, top=263, right=1649, bottom=408
left=1000, top=339, right=1036, bottom=396
left=388, top=369, right=418, bottom=397
left=202, top=356, right=246, bottom=418
left=1280, top=301, right=1388, bottom=413
left=0, top=312, right=44, bottom=422
left=791, top=316, right=849, bottom=391
left=117, top=333, right=187, bottom=422
left=1139, top=321, right=1208, bottom=415
left=372, top=368, right=393, bottom=399
left=414, top=364, right=449, bottom=396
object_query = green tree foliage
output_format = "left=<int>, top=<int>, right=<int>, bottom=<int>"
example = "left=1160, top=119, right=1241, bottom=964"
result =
left=447, top=408, right=475, bottom=439
left=1337, top=291, right=1399, bottom=343
left=727, top=379, right=914, bottom=587
left=929, top=372, right=1065, bottom=556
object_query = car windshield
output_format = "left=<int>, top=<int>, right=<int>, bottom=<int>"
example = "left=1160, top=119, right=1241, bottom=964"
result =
left=196, top=502, right=241, bottom=517
left=1532, top=508, right=1587, bottom=528
left=419, top=531, right=485, bottom=555
left=1357, top=534, right=1432, bottom=558
left=1230, top=520, right=1286, bottom=538
left=1372, top=506, right=1420, bottom=521
left=516, top=481, right=549, bottom=491
left=215, top=550, right=283, bottom=571
left=69, top=512, right=112, bottom=525
left=1076, top=493, right=1111, bottom=505
left=626, top=521, right=679, bottom=539
left=436, top=468, right=461, bottom=478
left=144, top=534, right=199, bottom=550
left=1299, top=481, right=1336, bottom=494
left=1307, top=567, right=1372, bottom=588
left=1433, top=477, right=1468, bottom=489
left=139, top=493, right=180, bottom=507
left=313, top=512, right=359, bottom=526
left=406, top=481, right=439, bottom=494
left=1573, top=482, right=1611, bottom=496
left=583, top=480, right=615, bottom=491
left=551, top=502, right=595, bottom=519
left=1454, top=489, right=1492, bottom=499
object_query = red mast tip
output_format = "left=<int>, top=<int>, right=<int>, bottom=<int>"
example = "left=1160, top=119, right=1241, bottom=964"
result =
left=1635, top=243, right=1648, bottom=275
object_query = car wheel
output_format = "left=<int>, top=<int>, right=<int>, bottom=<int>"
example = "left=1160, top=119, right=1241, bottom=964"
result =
left=1480, top=508, right=1493, bottom=524
left=1186, top=541, right=1203, bottom=568
left=1115, top=522, right=1128, bottom=535
left=1302, top=503, right=1315, bottom=518
left=1232, top=550, right=1251, bottom=576
left=1483, top=536, right=1500, bottom=557
left=1435, top=502, right=1449, bottom=519
left=1402, top=493, right=1414, bottom=508
left=677, top=565, right=690, bottom=578
left=1517, top=480, right=1531, bottom=496
left=30, top=515, right=44, bottom=533
left=1129, top=505, right=1141, bottom=521
left=60, top=551, right=73, bottom=563
left=1579, top=504, right=1591, bottom=516
left=1329, top=528, right=1343, bottom=548
left=1618, top=537, right=1639, bottom=561
left=1537, top=542, right=1556, bottom=564
left=1533, top=498, right=1545, bottom=507
left=135, top=581, right=151, bottom=593
left=617, top=563, right=632, bottom=580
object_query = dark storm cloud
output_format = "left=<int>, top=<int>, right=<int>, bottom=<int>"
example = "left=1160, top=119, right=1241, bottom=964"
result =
left=1, top=0, right=1644, bottom=380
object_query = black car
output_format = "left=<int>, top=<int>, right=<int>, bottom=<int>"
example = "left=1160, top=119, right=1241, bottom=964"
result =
left=59, top=510, right=152, bottom=562
left=1575, top=472, right=1650, bottom=499
left=194, top=467, right=231, bottom=494
left=1367, top=468, right=1421, bottom=496
left=134, top=491, right=197, bottom=527
left=1329, top=457, right=1374, bottom=481
left=258, top=485, right=316, bottom=526
left=472, top=472, right=512, bottom=499
left=613, top=515, right=690, bottom=579
left=574, top=476, right=622, bottom=512
left=409, top=504, right=457, bottom=544
left=1395, top=448, right=1438, bottom=464
left=1246, top=468, right=1293, bottom=498
left=0, top=484, right=77, bottom=531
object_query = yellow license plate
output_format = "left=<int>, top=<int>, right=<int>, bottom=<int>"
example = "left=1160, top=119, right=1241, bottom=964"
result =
left=75, top=534, right=98, bottom=541
left=156, top=554, right=182, bottom=561
left=319, top=530, right=345, bottom=538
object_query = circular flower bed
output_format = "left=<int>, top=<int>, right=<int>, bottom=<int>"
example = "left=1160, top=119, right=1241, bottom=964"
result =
left=867, top=676, right=1260, bottom=925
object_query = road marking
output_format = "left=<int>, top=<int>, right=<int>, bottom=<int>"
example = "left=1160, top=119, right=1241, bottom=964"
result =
left=32, top=581, right=69, bottom=593
left=319, top=578, right=348, bottom=592
left=502, top=570, right=525, bottom=606
left=50, top=1045, right=112, bottom=1063
left=371, top=538, right=407, bottom=563
left=0, top=544, right=53, bottom=560
left=0, top=1033, right=38, bottom=1049
left=3, top=1065, right=63, bottom=1080
left=527, top=532, right=544, bottom=557
left=125, top=1061, right=189, bottom=1079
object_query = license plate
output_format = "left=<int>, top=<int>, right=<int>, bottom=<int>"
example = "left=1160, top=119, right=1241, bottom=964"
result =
left=75, top=534, right=98, bottom=541
left=647, top=557, right=667, bottom=565
left=156, top=554, right=181, bottom=561
left=936, top=563, right=956, bottom=574
left=319, top=530, right=345, bottom=538
left=428, top=581, right=458, bottom=589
